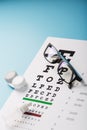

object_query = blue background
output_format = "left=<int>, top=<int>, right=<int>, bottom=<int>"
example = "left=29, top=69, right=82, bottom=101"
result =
left=0, top=0, right=87, bottom=109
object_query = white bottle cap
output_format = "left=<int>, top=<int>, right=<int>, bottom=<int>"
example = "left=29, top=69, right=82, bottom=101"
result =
left=20, top=103, right=32, bottom=113
left=12, top=76, right=27, bottom=90
left=5, top=71, right=18, bottom=83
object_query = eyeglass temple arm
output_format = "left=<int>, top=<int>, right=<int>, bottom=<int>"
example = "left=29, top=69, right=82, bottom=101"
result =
left=57, top=51, right=83, bottom=82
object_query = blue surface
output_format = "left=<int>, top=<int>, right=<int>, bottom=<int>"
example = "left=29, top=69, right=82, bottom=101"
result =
left=0, top=0, right=87, bottom=109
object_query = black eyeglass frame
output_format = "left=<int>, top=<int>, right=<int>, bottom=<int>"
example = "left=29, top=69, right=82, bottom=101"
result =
left=44, top=43, right=82, bottom=89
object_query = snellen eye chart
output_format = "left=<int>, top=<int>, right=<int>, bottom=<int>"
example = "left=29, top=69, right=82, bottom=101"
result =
left=0, top=37, right=87, bottom=130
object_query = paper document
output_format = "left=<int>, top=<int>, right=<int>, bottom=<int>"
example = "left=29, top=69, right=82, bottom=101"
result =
left=0, top=37, right=87, bottom=130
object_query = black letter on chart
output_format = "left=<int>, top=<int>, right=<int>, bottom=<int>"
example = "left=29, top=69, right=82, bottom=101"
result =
left=59, top=50, right=75, bottom=62
left=43, top=65, right=54, bottom=73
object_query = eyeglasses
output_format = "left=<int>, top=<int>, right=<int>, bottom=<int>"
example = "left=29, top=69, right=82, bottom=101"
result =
left=44, top=43, right=83, bottom=89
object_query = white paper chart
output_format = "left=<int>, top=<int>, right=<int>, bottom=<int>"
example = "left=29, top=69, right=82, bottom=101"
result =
left=0, top=37, right=87, bottom=130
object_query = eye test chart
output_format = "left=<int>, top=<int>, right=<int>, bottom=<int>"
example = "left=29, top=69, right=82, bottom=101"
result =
left=0, top=37, right=87, bottom=130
